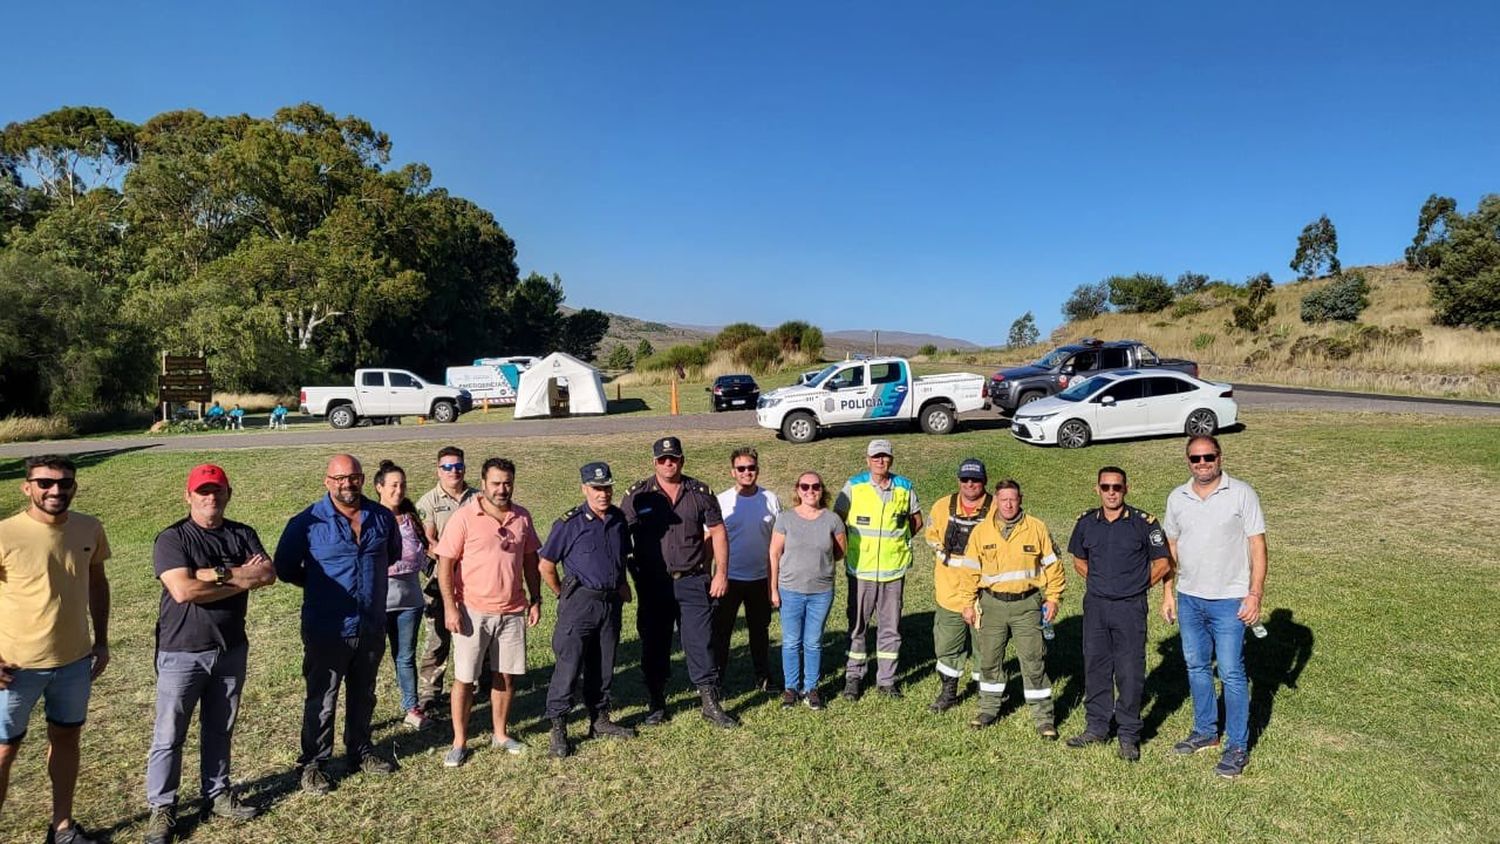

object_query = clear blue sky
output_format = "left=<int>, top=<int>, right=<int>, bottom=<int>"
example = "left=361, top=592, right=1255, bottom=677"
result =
left=4, top=1, right=1497, bottom=345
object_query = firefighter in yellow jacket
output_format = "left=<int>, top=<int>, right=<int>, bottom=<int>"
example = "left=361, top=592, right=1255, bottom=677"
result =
left=959, top=478, right=1065, bottom=737
left=922, top=458, right=993, bottom=713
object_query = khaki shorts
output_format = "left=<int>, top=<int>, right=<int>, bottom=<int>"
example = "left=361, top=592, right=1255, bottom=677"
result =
left=452, top=606, right=527, bottom=682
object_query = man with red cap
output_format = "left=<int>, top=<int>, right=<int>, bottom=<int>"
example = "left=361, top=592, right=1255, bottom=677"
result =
left=141, top=465, right=277, bottom=844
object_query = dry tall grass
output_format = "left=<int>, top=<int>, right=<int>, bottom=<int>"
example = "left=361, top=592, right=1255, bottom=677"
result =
left=615, top=350, right=817, bottom=387
left=0, top=415, right=77, bottom=444
left=211, top=392, right=296, bottom=412
left=932, top=264, right=1499, bottom=400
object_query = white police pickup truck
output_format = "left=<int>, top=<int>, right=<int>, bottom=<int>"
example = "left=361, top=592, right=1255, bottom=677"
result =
left=300, top=368, right=472, bottom=429
left=756, top=357, right=988, bottom=443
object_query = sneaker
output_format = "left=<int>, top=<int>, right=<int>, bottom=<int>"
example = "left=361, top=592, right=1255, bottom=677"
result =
left=1118, top=739, right=1141, bottom=762
left=443, top=745, right=471, bottom=768
left=780, top=689, right=800, bottom=709
left=805, top=689, right=826, bottom=711
left=203, top=790, right=258, bottom=822
left=404, top=708, right=431, bottom=731
left=875, top=684, right=903, bottom=700
left=143, top=806, right=176, bottom=844
left=1172, top=732, right=1221, bottom=755
left=841, top=676, right=862, bottom=701
left=46, top=821, right=98, bottom=844
left=1215, top=745, right=1249, bottom=779
left=358, top=750, right=397, bottom=774
left=493, top=736, right=527, bottom=755
left=1065, top=732, right=1110, bottom=749
left=300, top=763, right=331, bottom=795
left=1037, top=723, right=1059, bottom=741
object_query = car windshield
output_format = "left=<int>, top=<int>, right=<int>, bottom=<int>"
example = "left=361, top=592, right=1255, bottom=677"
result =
left=1056, top=374, right=1113, bottom=402
left=802, top=365, right=838, bottom=387
left=1033, top=349, right=1071, bottom=368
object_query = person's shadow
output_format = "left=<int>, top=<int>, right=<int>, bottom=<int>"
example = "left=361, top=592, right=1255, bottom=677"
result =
left=1141, top=633, right=1189, bottom=742
left=1247, top=608, right=1313, bottom=747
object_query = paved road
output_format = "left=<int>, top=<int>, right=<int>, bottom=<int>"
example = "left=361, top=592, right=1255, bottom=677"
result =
left=2, top=385, right=1496, bottom=458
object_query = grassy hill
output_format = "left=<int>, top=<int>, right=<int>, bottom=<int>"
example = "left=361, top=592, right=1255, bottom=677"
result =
left=917, top=264, right=1499, bottom=401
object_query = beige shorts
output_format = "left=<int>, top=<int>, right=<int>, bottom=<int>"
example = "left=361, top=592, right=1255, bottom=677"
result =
left=452, top=606, right=527, bottom=682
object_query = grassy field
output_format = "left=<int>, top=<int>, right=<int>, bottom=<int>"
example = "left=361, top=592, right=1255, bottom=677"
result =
left=1, top=409, right=1497, bottom=842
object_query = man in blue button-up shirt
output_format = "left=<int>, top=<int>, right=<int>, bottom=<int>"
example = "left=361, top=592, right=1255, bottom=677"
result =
left=274, top=454, right=401, bottom=795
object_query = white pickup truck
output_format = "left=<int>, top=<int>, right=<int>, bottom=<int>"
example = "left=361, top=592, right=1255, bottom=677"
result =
left=756, top=357, right=989, bottom=443
left=300, top=368, right=473, bottom=429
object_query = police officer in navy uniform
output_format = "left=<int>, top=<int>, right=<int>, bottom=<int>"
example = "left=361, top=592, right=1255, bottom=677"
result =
left=1064, top=466, right=1171, bottom=762
left=539, top=462, right=637, bottom=758
left=620, top=437, right=738, bottom=728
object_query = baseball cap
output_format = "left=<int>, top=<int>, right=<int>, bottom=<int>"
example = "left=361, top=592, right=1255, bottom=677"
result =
left=187, top=464, right=230, bottom=492
left=581, top=461, right=614, bottom=487
left=866, top=439, right=895, bottom=457
left=957, top=458, right=987, bottom=481
left=653, top=437, right=684, bottom=459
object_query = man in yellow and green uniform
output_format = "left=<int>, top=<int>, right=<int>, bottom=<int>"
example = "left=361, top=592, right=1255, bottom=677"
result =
left=922, top=458, right=992, bottom=713
left=834, top=439, right=922, bottom=700
left=959, top=478, right=1064, bottom=738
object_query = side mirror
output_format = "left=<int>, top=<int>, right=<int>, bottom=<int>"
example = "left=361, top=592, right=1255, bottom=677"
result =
left=1061, top=365, right=1076, bottom=376
left=1099, top=395, right=1116, bottom=406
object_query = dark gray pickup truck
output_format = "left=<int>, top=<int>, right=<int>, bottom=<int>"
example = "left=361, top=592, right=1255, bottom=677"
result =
left=987, top=339, right=1199, bottom=414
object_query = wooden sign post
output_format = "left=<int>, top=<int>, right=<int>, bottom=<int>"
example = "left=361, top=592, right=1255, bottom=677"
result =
left=159, top=353, right=213, bottom=420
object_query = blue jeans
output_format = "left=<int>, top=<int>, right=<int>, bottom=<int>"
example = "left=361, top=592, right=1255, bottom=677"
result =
left=146, top=645, right=247, bottom=807
left=780, top=589, right=834, bottom=693
left=386, top=607, right=422, bottom=713
left=1178, top=592, right=1250, bottom=749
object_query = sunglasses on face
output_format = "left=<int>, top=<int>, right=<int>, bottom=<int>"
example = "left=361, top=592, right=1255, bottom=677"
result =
left=327, top=473, right=365, bottom=484
left=1188, top=454, right=1219, bottom=464
left=439, top=463, right=465, bottom=472
left=655, top=456, right=682, bottom=464
left=28, top=477, right=77, bottom=491
left=733, top=464, right=758, bottom=472
left=959, top=478, right=985, bottom=484
left=798, top=483, right=823, bottom=491
left=1098, top=483, right=1124, bottom=493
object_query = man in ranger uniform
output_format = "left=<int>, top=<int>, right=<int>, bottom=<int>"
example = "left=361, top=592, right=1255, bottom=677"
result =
left=835, top=439, right=922, bottom=700
left=960, top=479, right=1065, bottom=738
left=922, top=458, right=991, bottom=714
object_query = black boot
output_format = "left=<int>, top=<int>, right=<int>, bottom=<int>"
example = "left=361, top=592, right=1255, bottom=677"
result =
left=698, top=687, right=740, bottom=729
left=548, top=717, right=571, bottom=758
left=928, top=675, right=960, bottom=713
left=588, top=709, right=637, bottom=739
left=842, top=675, right=863, bottom=701
left=642, top=693, right=669, bottom=726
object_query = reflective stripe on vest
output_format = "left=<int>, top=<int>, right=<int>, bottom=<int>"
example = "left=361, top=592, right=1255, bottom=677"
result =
left=980, top=568, right=1042, bottom=586
left=845, top=477, right=913, bottom=582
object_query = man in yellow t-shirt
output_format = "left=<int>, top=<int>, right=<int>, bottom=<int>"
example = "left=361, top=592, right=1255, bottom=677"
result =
left=0, top=454, right=112, bottom=844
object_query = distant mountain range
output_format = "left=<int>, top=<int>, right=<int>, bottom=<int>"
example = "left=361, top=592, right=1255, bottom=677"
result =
left=585, top=315, right=981, bottom=357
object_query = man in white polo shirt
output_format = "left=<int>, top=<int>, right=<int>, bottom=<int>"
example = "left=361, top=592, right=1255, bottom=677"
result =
left=1161, top=435, right=1268, bottom=780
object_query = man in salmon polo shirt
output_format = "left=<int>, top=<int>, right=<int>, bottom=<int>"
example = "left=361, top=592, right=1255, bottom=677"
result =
left=434, top=457, right=543, bottom=768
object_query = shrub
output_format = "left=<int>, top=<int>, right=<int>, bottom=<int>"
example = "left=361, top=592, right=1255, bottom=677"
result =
left=1191, top=333, right=1216, bottom=350
left=733, top=336, right=780, bottom=371
left=917, top=344, right=938, bottom=357
left=637, top=342, right=711, bottom=372
left=1300, top=270, right=1371, bottom=323
left=1106, top=273, right=1175, bottom=313
left=1227, top=273, right=1276, bottom=333
left=1172, top=297, right=1208, bottom=319
left=1174, top=272, right=1210, bottom=296
left=1062, top=282, right=1109, bottom=321
left=1243, top=349, right=1272, bottom=366
left=714, top=322, right=766, bottom=351
left=605, top=344, right=634, bottom=369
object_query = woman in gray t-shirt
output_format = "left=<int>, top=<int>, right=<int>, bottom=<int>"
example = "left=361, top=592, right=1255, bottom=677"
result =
left=769, top=471, right=847, bottom=710
left=375, top=460, right=431, bottom=731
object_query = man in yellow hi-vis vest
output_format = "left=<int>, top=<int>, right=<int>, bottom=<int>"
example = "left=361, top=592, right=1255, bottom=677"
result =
left=834, top=439, right=923, bottom=700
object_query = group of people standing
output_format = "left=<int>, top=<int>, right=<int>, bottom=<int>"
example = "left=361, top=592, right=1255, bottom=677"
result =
left=0, top=432, right=1267, bottom=843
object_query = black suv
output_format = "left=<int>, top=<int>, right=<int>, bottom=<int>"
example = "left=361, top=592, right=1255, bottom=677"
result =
left=708, top=374, right=760, bottom=411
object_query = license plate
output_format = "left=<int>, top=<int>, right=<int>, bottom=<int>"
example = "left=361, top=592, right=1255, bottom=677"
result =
left=732, top=399, right=746, bottom=405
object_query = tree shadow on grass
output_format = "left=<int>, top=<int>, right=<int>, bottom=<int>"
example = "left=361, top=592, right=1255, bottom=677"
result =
left=606, top=398, right=651, bottom=415
left=0, top=445, right=160, bottom=480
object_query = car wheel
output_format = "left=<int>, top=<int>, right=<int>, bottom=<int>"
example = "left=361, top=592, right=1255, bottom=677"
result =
left=919, top=403, right=956, bottom=434
left=1184, top=408, right=1218, bottom=436
left=781, top=411, right=818, bottom=444
left=431, top=400, right=457, bottom=423
left=1057, top=419, right=1091, bottom=449
left=1017, top=391, right=1044, bottom=409
left=328, top=405, right=356, bottom=430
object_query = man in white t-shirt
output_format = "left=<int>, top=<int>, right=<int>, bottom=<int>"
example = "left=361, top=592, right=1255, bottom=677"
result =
left=710, top=447, right=782, bottom=693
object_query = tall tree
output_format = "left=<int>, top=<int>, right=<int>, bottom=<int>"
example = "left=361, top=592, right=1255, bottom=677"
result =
left=1062, top=282, right=1109, bottom=322
left=1106, top=273, right=1174, bottom=313
left=559, top=308, right=611, bottom=361
left=1423, top=195, right=1500, bottom=328
left=1405, top=194, right=1459, bottom=270
left=1007, top=311, right=1039, bottom=348
left=1291, top=215, right=1341, bottom=280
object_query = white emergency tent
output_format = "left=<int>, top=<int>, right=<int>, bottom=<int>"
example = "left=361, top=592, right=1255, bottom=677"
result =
left=513, top=352, right=608, bottom=418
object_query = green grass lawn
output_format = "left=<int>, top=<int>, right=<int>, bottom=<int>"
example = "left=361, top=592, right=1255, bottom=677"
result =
left=1, top=410, right=1496, bottom=842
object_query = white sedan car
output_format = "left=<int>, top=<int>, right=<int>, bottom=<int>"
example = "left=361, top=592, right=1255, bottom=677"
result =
left=1010, top=370, right=1237, bottom=448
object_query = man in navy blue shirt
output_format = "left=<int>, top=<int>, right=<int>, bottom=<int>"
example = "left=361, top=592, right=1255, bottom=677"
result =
left=1064, top=466, right=1170, bottom=762
left=274, top=454, right=402, bottom=794
left=538, top=462, right=636, bottom=758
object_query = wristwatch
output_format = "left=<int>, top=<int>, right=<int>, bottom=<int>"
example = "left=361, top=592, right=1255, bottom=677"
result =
left=214, top=565, right=231, bottom=586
